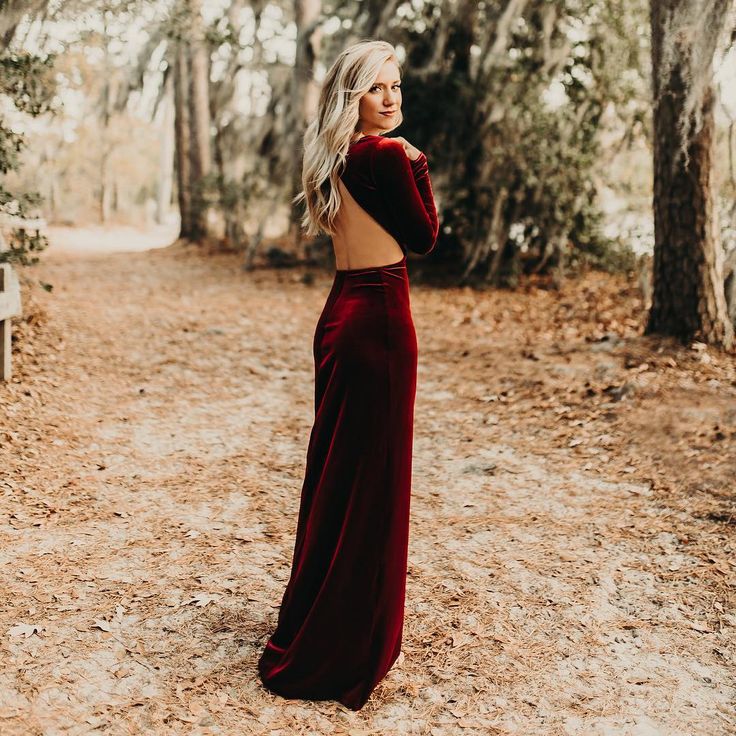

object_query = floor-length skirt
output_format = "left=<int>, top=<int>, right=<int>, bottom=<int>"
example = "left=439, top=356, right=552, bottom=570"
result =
left=257, top=253, right=418, bottom=711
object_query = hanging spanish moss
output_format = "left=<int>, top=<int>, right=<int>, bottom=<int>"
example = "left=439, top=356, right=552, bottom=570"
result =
left=652, top=0, right=735, bottom=171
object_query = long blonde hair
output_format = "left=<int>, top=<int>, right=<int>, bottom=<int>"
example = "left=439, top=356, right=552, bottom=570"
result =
left=294, top=40, right=404, bottom=238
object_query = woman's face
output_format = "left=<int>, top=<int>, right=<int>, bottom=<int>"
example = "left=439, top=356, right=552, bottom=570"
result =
left=358, top=59, right=402, bottom=135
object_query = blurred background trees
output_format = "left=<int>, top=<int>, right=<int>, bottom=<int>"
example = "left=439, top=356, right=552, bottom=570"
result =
left=1, top=0, right=735, bottom=345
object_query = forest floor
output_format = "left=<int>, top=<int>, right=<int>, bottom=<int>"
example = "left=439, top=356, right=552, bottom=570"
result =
left=1, top=227, right=735, bottom=735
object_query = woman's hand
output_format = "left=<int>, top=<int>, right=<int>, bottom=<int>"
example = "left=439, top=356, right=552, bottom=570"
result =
left=391, top=136, right=422, bottom=162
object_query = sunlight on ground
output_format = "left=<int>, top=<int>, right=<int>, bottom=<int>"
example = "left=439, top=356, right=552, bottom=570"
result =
left=45, top=221, right=180, bottom=256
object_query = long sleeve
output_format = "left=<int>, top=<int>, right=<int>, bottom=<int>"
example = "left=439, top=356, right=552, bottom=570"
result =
left=370, top=139, right=439, bottom=255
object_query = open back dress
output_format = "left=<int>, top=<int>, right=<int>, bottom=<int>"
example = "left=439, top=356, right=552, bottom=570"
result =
left=257, top=133, right=439, bottom=711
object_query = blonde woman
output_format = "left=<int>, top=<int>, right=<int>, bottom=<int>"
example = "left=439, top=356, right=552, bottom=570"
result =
left=258, top=39, right=439, bottom=711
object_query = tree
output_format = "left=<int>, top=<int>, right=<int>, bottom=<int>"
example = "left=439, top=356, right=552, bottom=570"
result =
left=165, top=0, right=214, bottom=241
left=646, top=0, right=734, bottom=350
left=288, top=0, right=322, bottom=259
left=186, top=0, right=212, bottom=239
left=173, top=35, right=193, bottom=237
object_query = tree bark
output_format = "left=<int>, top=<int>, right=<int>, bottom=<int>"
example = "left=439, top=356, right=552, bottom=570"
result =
left=98, top=8, right=112, bottom=225
left=187, top=0, right=212, bottom=241
left=157, top=72, right=175, bottom=225
left=174, top=40, right=193, bottom=239
left=646, top=0, right=733, bottom=350
left=290, top=0, right=322, bottom=258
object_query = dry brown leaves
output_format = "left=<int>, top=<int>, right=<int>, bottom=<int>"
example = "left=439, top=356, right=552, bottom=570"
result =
left=0, top=236, right=734, bottom=735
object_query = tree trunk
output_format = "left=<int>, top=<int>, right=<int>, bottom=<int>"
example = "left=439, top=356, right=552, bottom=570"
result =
left=646, top=0, right=733, bottom=350
left=157, top=72, right=175, bottom=225
left=187, top=0, right=212, bottom=241
left=174, top=40, right=193, bottom=239
left=98, top=8, right=112, bottom=225
left=98, top=148, right=111, bottom=224
left=290, top=0, right=321, bottom=259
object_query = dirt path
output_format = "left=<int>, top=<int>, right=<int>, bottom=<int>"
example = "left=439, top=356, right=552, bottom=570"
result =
left=1, top=235, right=734, bottom=735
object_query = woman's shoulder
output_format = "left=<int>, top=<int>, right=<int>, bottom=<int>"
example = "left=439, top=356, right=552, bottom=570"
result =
left=370, top=137, right=428, bottom=179
left=368, top=136, right=423, bottom=171
left=349, top=134, right=402, bottom=152
left=345, top=136, right=406, bottom=178
left=370, top=135, right=406, bottom=156
left=344, top=135, right=426, bottom=186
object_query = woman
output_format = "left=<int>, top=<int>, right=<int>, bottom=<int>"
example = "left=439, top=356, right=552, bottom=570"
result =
left=257, top=39, right=439, bottom=711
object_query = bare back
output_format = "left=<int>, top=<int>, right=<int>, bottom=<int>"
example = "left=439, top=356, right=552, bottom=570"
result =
left=332, top=178, right=405, bottom=270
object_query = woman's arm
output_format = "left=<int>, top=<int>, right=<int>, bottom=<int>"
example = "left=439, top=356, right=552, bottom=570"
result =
left=371, top=138, right=439, bottom=255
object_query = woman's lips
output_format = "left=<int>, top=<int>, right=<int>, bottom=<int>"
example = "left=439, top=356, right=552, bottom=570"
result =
left=380, top=111, right=396, bottom=116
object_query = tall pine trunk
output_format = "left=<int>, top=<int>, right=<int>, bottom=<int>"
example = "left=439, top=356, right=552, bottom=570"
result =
left=187, top=0, right=212, bottom=240
left=290, top=0, right=321, bottom=258
left=174, top=40, right=193, bottom=239
left=646, top=0, right=734, bottom=350
left=157, top=73, right=175, bottom=225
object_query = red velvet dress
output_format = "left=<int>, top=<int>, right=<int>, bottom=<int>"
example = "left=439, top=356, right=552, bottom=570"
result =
left=257, top=134, right=439, bottom=710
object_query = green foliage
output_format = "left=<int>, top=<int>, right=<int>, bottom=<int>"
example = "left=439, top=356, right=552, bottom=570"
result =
left=390, top=0, right=648, bottom=284
left=0, top=50, right=56, bottom=264
left=0, top=53, right=56, bottom=115
left=0, top=223, right=48, bottom=266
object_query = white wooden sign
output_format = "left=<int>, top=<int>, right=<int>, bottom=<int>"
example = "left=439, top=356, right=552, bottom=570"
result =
left=0, top=263, right=22, bottom=381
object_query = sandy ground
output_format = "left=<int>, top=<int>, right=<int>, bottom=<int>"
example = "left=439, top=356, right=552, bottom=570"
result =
left=1, top=228, right=735, bottom=735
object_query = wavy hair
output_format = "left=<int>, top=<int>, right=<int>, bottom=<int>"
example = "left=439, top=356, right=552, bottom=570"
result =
left=293, top=40, right=404, bottom=237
